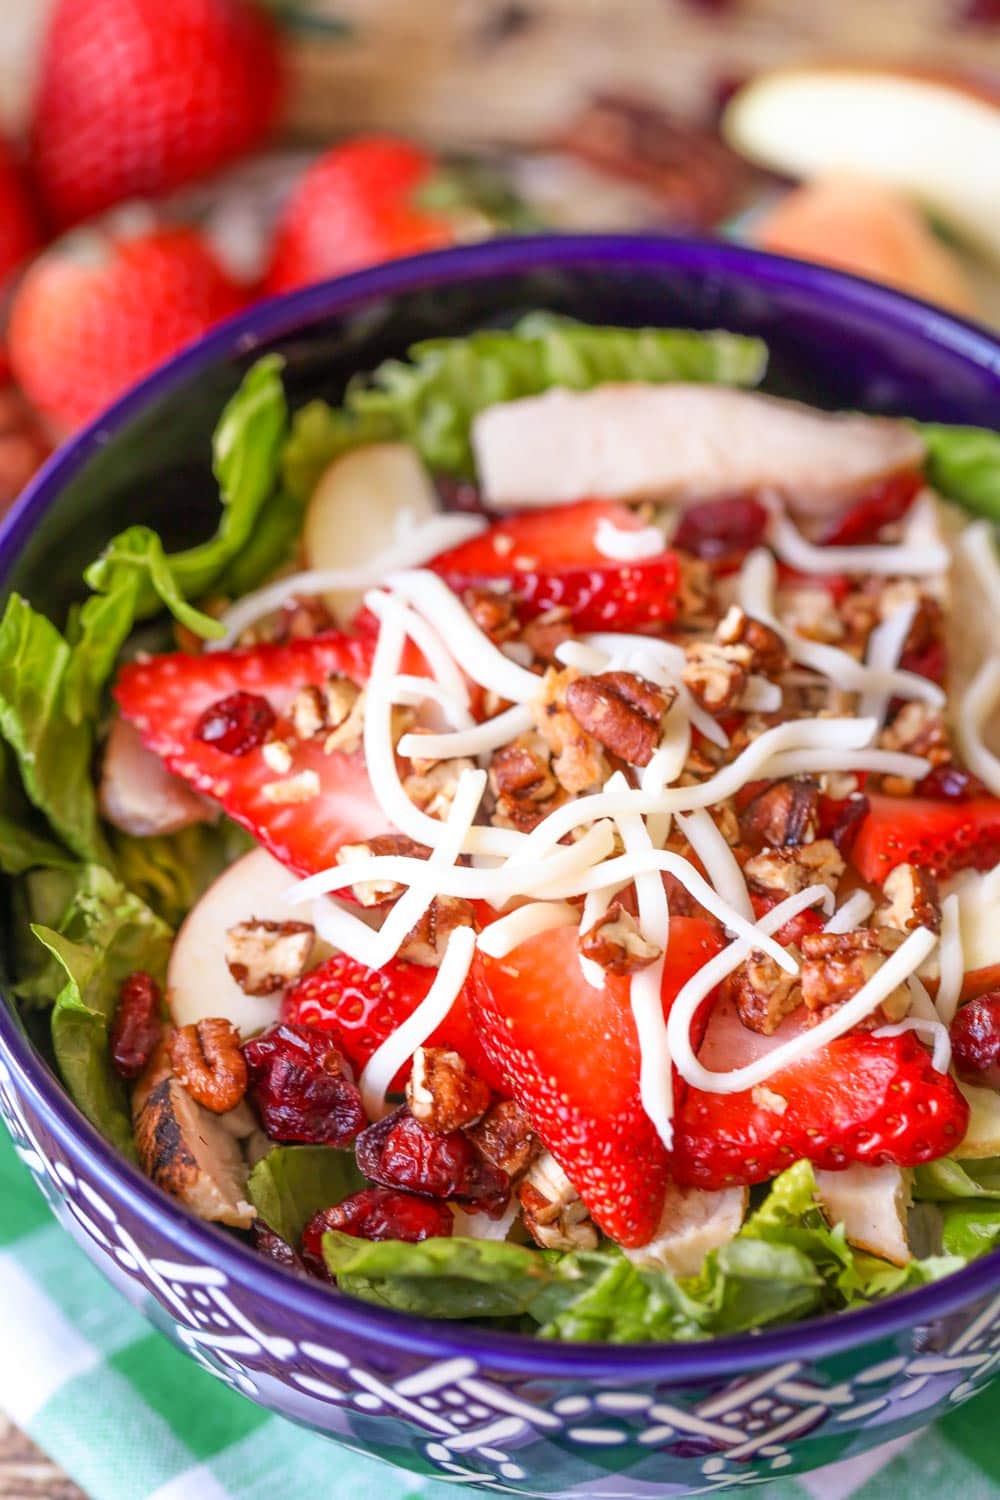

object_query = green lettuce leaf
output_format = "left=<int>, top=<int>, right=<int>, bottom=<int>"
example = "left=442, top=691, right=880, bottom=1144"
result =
left=919, top=424, right=1000, bottom=521
left=111, top=818, right=254, bottom=929
left=248, top=1146, right=365, bottom=1248
left=914, top=1155, right=1000, bottom=1201
left=283, top=315, right=768, bottom=492
left=940, top=1204, right=1000, bottom=1259
left=29, top=865, right=172, bottom=1157
left=323, top=1233, right=557, bottom=1320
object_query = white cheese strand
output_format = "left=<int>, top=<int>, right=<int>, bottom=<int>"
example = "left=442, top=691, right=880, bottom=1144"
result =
left=594, top=516, right=667, bottom=561
left=669, top=923, right=937, bottom=1096
left=385, top=569, right=541, bottom=703
left=477, top=901, right=579, bottom=958
left=609, top=772, right=675, bottom=1151
left=312, top=894, right=392, bottom=969
left=739, top=676, right=783, bottom=713
left=740, top=548, right=944, bottom=709
left=390, top=673, right=475, bottom=729
left=956, top=656, right=1000, bottom=799
left=874, top=1016, right=952, bottom=1074
left=959, top=521, right=1000, bottom=616
left=676, top=809, right=753, bottom=922
left=763, top=748, right=931, bottom=781
left=767, top=502, right=950, bottom=577
left=213, top=515, right=487, bottom=648
left=934, top=892, right=964, bottom=1027
left=555, top=640, right=609, bottom=673
left=824, top=888, right=875, bottom=934
left=397, top=704, right=534, bottom=763
left=642, top=712, right=690, bottom=849
left=359, top=925, right=478, bottom=1119
left=364, top=588, right=470, bottom=710
left=577, top=881, right=629, bottom=989
left=857, top=601, right=919, bottom=731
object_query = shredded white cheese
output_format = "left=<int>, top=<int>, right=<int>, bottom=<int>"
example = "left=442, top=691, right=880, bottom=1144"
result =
left=824, top=888, right=875, bottom=934
left=390, top=673, right=475, bottom=730
left=594, top=516, right=668, bottom=561
left=857, top=601, right=919, bottom=731
left=359, top=925, right=478, bottom=1119
left=956, top=656, right=1000, bottom=798
left=767, top=502, right=950, bottom=577
left=577, top=881, right=629, bottom=989
left=397, top=704, right=534, bottom=763
left=934, top=892, right=964, bottom=1027
left=959, top=521, right=1000, bottom=616
left=874, top=1016, right=952, bottom=1074
left=365, top=589, right=471, bottom=711
left=676, top=809, right=753, bottom=922
left=213, top=515, right=487, bottom=648
left=476, top=901, right=579, bottom=958
left=668, top=923, right=937, bottom=1095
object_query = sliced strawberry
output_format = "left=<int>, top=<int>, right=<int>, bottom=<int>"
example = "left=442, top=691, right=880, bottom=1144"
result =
left=283, top=947, right=506, bottom=1094
left=817, top=471, right=923, bottom=546
left=114, top=633, right=390, bottom=878
left=749, top=892, right=825, bottom=947
left=672, top=995, right=969, bottom=1189
left=469, top=917, right=722, bottom=1247
left=429, top=499, right=680, bottom=631
left=850, top=793, right=1000, bottom=884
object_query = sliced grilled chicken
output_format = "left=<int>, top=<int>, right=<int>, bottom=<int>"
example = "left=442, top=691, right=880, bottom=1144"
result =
left=100, top=716, right=215, bottom=837
left=472, top=384, right=925, bottom=515
left=624, top=1182, right=747, bottom=1276
left=814, top=1164, right=911, bottom=1265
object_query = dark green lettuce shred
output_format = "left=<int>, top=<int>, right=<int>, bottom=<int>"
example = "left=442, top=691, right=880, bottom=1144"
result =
left=248, top=1146, right=365, bottom=1249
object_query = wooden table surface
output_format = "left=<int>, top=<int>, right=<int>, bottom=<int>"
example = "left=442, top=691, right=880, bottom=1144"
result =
left=0, top=1417, right=84, bottom=1499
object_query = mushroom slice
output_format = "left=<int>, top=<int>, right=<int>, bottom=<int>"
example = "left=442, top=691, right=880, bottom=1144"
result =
left=100, top=716, right=215, bottom=837
left=814, top=1164, right=911, bottom=1266
left=472, top=384, right=925, bottom=515
left=134, top=1073, right=255, bottom=1230
left=624, top=1182, right=747, bottom=1277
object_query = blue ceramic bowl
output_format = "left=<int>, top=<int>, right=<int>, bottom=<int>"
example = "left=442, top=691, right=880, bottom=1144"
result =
left=2, top=236, right=1000, bottom=1498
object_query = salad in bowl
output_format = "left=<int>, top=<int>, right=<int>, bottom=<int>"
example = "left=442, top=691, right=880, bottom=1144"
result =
left=4, top=307, right=1000, bottom=1346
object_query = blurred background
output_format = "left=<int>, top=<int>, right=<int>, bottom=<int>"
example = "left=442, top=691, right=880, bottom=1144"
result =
left=0, top=0, right=996, bottom=521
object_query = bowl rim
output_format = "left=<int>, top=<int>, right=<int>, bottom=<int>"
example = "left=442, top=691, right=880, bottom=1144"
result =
left=2, top=231, right=1000, bottom=1383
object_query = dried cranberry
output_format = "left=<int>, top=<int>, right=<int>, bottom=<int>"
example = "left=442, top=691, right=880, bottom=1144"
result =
left=818, top=472, right=922, bottom=547
left=671, top=496, right=768, bottom=562
left=951, top=993, right=1000, bottom=1089
left=820, top=793, right=870, bottom=858
left=919, top=764, right=987, bottom=802
left=356, top=1107, right=510, bottom=1216
left=301, top=1188, right=453, bottom=1271
left=252, top=1221, right=307, bottom=1275
left=109, top=971, right=162, bottom=1079
left=900, top=639, right=947, bottom=686
left=195, top=691, right=275, bottom=756
left=243, top=1022, right=366, bottom=1146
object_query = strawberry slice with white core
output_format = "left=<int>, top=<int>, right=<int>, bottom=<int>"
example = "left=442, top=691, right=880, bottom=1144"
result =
left=114, top=632, right=390, bottom=878
left=429, top=499, right=680, bottom=631
left=470, top=917, right=722, bottom=1247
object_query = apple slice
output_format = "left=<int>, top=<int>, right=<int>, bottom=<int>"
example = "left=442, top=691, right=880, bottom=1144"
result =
left=724, top=67, right=1000, bottom=264
left=303, top=442, right=440, bottom=617
left=167, top=847, right=332, bottom=1038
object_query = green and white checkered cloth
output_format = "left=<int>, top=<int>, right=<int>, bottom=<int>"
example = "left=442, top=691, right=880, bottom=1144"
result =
left=1, top=1125, right=997, bottom=1500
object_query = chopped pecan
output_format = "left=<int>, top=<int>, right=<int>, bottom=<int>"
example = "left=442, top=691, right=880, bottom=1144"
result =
left=520, top=607, right=574, bottom=664
left=467, top=1099, right=540, bottom=1180
left=739, top=777, right=820, bottom=848
left=800, top=928, right=911, bottom=1025
left=404, top=756, right=477, bottom=820
left=532, top=667, right=609, bottom=793
left=837, top=589, right=879, bottom=655
left=406, top=1046, right=491, bottom=1133
left=565, top=670, right=672, bottom=767
left=673, top=555, right=717, bottom=630
left=171, top=1018, right=248, bottom=1113
left=335, top=833, right=430, bottom=906
left=682, top=639, right=752, bottom=712
left=489, top=731, right=564, bottom=831
left=579, top=901, right=662, bottom=975
left=873, top=862, right=941, bottom=934
left=397, top=895, right=479, bottom=967
left=462, top=585, right=519, bottom=643
left=225, top=919, right=316, bottom=995
left=777, top=585, right=844, bottom=644
left=743, top=839, right=845, bottom=898
left=716, top=605, right=788, bottom=677
left=729, top=950, right=803, bottom=1036
left=518, top=1153, right=598, bottom=1251
left=288, top=676, right=364, bottom=754
left=880, top=703, right=951, bottom=767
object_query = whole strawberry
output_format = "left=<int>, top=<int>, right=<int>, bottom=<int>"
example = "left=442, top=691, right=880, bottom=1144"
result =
left=9, top=226, right=247, bottom=432
left=264, top=136, right=454, bottom=295
left=31, top=0, right=284, bottom=230
left=0, top=139, right=41, bottom=287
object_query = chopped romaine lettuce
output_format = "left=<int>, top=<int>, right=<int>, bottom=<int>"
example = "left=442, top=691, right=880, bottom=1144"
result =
left=919, top=423, right=1000, bottom=521
left=248, top=1145, right=365, bottom=1248
left=112, top=819, right=254, bottom=929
